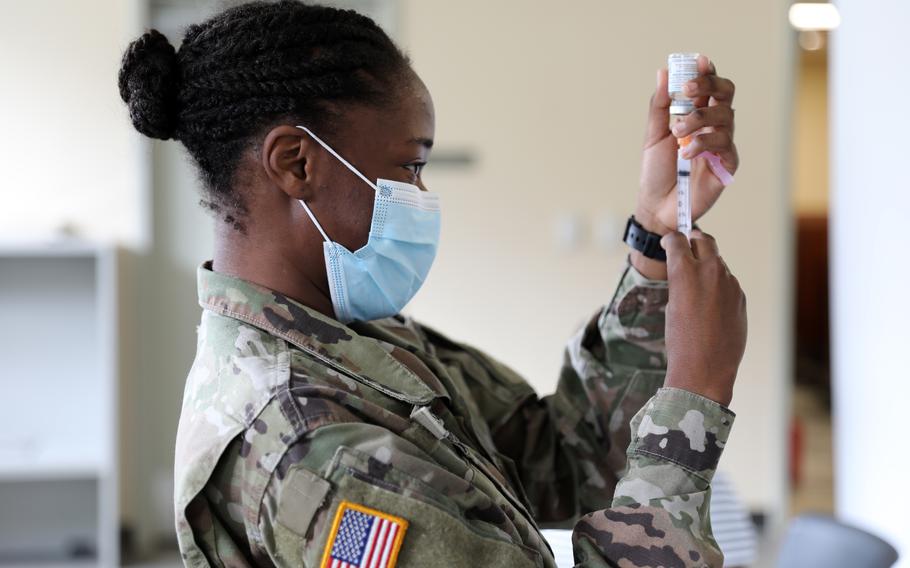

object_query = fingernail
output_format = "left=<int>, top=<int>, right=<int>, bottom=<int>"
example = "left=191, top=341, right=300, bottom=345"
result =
left=684, top=81, right=697, bottom=95
left=656, top=68, right=662, bottom=88
left=672, top=124, right=685, bottom=136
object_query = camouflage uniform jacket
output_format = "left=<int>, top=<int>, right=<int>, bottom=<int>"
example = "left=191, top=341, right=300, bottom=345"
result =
left=174, top=261, right=736, bottom=567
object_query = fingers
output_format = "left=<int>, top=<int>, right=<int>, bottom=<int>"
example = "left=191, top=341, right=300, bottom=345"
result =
left=680, top=131, right=739, bottom=169
left=683, top=73, right=736, bottom=106
left=671, top=56, right=737, bottom=169
left=682, top=56, right=735, bottom=109
left=689, top=230, right=720, bottom=260
left=661, top=231, right=695, bottom=266
left=645, top=68, right=672, bottom=144
left=646, top=56, right=735, bottom=145
left=671, top=106, right=734, bottom=138
left=697, top=54, right=716, bottom=75
left=691, top=231, right=737, bottom=285
left=663, top=230, right=723, bottom=263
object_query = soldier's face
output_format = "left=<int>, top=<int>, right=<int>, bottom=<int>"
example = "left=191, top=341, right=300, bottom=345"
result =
left=245, top=72, right=435, bottom=314
left=303, top=74, right=436, bottom=253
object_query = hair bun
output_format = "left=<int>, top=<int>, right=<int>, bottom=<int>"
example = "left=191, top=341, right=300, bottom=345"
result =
left=118, top=29, right=180, bottom=140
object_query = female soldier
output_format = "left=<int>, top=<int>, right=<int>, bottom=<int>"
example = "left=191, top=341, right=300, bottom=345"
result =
left=118, top=2, right=746, bottom=566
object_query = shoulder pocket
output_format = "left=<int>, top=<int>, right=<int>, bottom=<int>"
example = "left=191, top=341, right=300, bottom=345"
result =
left=311, top=446, right=543, bottom=568
left=275, top=466, right=332, bottom=537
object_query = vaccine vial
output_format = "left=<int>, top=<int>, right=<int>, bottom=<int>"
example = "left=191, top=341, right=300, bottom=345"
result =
left=668, top=53, right=698, bottom=237
left=668, top=52, right=699, bottom=117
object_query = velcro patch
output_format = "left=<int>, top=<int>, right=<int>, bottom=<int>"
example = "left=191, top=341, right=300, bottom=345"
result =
left=320, top=500, right=408, bottom=568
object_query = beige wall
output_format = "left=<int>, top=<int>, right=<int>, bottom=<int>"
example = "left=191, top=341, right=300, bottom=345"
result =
left=5, top=0, right=792, bottom=549
left=0, top=0, right=148, bottom=247
left=125, top=0, right=796, bottom=547
left=1, top=0, right=794, bottom=553
left=401, top=0, right=794, bottom=521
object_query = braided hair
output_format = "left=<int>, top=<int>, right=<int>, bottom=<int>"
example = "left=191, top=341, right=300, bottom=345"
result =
left=118, top=1, right=411, bottom=231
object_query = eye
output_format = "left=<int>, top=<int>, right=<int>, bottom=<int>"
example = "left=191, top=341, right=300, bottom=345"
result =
left=404, top=162, right=426, bottom=177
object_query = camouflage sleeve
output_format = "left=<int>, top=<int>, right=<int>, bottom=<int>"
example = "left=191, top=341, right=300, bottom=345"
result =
left=572, top=387, right=735, bottom=567
left=487, top=262, right=673, bottom=519
left=471, top=262, right=736, bottom=565
left=256, top=421, right=550, bottom=567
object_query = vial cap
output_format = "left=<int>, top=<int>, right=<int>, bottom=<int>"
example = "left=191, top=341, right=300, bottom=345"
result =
left=670, top=100, right=695, bottom=115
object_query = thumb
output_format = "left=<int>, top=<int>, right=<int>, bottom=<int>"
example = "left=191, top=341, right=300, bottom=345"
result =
left=645, top=68, right=671, bottom=144
left=661, top=231, right=694, bottom=266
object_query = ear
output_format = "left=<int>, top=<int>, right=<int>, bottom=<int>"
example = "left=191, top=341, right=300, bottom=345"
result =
left=261, top=125, right=319, bottom=201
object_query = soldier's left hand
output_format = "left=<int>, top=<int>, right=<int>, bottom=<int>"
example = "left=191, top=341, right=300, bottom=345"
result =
left=635, top=55, right=739, bottom=236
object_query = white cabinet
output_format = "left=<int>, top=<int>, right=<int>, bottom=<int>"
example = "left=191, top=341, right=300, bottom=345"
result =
left=0, top=243, right=118, bottom=567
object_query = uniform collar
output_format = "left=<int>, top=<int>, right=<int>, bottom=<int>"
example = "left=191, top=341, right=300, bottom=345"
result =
left=197, top=261, right=441, bottom=405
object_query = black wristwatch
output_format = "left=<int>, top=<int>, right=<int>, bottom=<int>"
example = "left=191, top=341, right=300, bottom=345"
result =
left=623, top=216, right=666, bottom=261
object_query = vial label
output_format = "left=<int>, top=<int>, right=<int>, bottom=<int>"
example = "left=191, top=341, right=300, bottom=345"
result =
left=668, top=53, right=699, bottom=95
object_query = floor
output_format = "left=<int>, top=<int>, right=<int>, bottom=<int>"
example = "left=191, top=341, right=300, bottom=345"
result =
left=126, top=551, right=181, bottom=568
left=789, top=384, right=835, bottom=516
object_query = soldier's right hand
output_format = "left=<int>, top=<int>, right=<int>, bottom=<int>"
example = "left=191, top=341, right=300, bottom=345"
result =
left=660, top=230, right=747, bottom=407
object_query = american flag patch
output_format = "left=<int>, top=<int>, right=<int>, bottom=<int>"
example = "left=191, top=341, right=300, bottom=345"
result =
left=320, top=501, right=408, bottom=568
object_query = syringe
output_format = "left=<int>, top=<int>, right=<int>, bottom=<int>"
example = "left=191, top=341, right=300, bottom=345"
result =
left=675, top=136, right=693, bottom=237
left=668, top=53, right=699, bottom=238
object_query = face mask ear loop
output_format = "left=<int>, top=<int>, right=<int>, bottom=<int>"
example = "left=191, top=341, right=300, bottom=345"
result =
left=298, top=200, right=331, bottom=243
left=295, top=125, right=378, bottom=192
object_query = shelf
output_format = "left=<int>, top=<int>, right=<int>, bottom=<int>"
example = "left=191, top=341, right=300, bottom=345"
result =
left=0, top=562, right=98, bottom=568
left=0, top=446, right=107, bottom=482
left=0, top=239, right=107, bottom=258
left=0, top=245, right=118, bottom=567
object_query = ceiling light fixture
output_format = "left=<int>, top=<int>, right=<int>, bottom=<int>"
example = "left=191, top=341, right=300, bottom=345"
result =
left=789, top=3, right=841, bottom=31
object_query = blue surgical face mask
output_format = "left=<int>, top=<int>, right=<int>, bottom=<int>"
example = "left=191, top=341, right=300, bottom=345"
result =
left=295, top=125, right=441, bottom=324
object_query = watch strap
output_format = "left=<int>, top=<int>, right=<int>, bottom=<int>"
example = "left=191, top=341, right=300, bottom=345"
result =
left=623, top=216, right=667, bottom=261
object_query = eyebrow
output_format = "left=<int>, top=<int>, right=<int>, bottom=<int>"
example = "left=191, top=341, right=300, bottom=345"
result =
left=409, top=137, right=434, bottom=149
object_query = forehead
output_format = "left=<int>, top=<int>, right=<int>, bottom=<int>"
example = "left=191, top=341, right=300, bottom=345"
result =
left=337, top=76, right=435, bottom=146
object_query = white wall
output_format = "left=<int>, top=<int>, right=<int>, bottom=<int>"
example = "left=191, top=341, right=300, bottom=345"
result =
left=402, top=0, right=793, bottom=522
left=0, top=1, right=148, bottom=248
left=830, top=0, right=910, bottom=563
